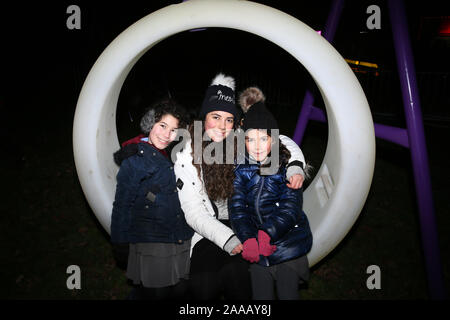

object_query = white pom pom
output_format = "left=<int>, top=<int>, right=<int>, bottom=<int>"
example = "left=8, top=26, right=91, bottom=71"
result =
left=211, top=73, right=235, bottom=90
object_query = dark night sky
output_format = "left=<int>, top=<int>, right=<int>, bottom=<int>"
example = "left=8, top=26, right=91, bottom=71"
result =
left=2, top=0, right=449, bottom=142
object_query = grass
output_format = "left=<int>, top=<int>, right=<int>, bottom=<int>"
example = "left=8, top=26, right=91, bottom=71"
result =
left=2, top=118, right=449, bottom=300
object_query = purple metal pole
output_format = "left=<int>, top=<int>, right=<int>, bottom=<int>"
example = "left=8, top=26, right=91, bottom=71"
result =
left=388, top=0, right=446, bottom=299
left=320, top=0, right=344, bottom=42
left=292, top=91, right=314, bottom=144
left=292, top=0, right=344, bottom=145
left=309, top=105, right=328, bottom=123
left=374, top=123, right=409, bottom=148
left=301, top=104, right=411, bottom=147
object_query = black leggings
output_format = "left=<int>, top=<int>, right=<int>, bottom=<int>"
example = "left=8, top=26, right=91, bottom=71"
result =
left=249, top=263, right=300, bottom=300
left=189, top=238, right=252, bottom=300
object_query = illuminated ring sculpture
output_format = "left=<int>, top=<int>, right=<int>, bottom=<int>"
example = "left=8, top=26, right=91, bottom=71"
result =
left=73, top=0, right=375, bottom=267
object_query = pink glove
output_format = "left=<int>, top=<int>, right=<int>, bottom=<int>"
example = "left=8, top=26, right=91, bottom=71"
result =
left=258, top=230, right=277, bottom=256
left=242, top=238, right=260, bottom=263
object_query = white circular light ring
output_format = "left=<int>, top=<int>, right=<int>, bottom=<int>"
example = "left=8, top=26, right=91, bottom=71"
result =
left=73, top=0, right=375, bottom=267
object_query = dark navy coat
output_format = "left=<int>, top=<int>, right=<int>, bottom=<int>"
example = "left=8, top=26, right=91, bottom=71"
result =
left=230, top=161, right=313, bottom=266
left=110, top=142, right=193, bottom=244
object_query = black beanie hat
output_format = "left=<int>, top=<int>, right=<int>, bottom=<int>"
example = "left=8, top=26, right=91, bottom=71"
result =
left=199, top=73, right=239, bottom=120
left=241, top=101, right=278, bottom=132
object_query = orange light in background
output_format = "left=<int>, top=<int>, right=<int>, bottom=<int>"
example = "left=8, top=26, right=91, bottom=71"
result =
left=345, top=59, right=379, bottom=69
left=346, top=59, right=379, bottom=76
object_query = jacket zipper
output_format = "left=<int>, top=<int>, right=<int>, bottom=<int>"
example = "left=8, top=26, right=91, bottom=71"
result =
left=255, top=177, right=269, bottom=267
left=255, top=177, right=265, bottom=225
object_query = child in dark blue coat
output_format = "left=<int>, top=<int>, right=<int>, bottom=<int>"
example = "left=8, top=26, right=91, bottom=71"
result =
left=230, top=92, right=313, bottom=300
left=110, top=99, right=193, bottom=299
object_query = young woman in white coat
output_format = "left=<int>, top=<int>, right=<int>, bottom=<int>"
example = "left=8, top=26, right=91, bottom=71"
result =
left=173, top=73, right=307, bottom=300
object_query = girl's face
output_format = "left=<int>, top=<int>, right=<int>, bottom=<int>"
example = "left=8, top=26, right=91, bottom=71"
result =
left=148, top=114, right=179, bottom=149
left=204, top=111, right=234, bottom=142
left=245, top=129, right=272, bottom=162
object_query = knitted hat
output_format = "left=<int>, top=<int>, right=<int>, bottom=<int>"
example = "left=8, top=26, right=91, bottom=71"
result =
left=241, top=101, right=278, bottom=132
left=239, top=87, right=278, bottom=132
left=199, top=73, right=239, bottom=120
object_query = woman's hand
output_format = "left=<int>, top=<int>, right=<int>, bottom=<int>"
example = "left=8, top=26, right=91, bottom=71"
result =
left=286, top=174, right=304, bottom=189
left=231, top=243, right=243, bottom=255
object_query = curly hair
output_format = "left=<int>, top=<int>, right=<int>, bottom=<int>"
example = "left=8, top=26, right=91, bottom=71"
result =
left=140, top=98, right=188, bottom=134
left=188, top=123, right=236, bottom=202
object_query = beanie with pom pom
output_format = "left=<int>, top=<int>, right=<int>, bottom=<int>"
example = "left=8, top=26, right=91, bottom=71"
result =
left=239, top=87, right=266, bottom=113
left=199, top=73, right=239, bottom=120
left=239, top=87, right=278, bottom=132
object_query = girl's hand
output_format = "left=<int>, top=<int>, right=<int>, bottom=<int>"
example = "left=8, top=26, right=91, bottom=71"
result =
left=232, top=243, right=243, bottom=255
left=257, top=230, right=276, bottom=256
left=286, top=174, right=304, bottom=189
left=242, top=239, right=260, bottom=263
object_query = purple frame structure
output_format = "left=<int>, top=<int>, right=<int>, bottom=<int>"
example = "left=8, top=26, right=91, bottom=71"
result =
left=292, top=0, right=446, bottom=299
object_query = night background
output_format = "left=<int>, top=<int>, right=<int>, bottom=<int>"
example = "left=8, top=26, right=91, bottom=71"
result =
left=1, top=0, right=449, bottom=301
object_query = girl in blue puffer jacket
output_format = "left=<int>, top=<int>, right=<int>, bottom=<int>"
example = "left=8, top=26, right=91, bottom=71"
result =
left=230, top=89, right=313, bottom=300
left=110, top=98, right=193, bottom=300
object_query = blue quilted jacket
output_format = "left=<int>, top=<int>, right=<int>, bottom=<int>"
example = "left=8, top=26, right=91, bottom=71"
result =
left=229, top=159, right=312, bottom=267
left=110, top=142, right=193, bottom=244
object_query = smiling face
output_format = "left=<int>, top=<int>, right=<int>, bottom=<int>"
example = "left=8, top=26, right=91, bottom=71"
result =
left=245, top=129, right=272, bottom=162
left=148, top=114, right=179, bottom=149
left=204, top=111, right=234, bottom=142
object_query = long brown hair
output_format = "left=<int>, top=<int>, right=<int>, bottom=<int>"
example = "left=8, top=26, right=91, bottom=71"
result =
left=189, top=123, right=236, bottom=202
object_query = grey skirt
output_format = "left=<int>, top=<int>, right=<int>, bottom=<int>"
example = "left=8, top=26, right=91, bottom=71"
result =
left=126, top=241, right=191, bottom=288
